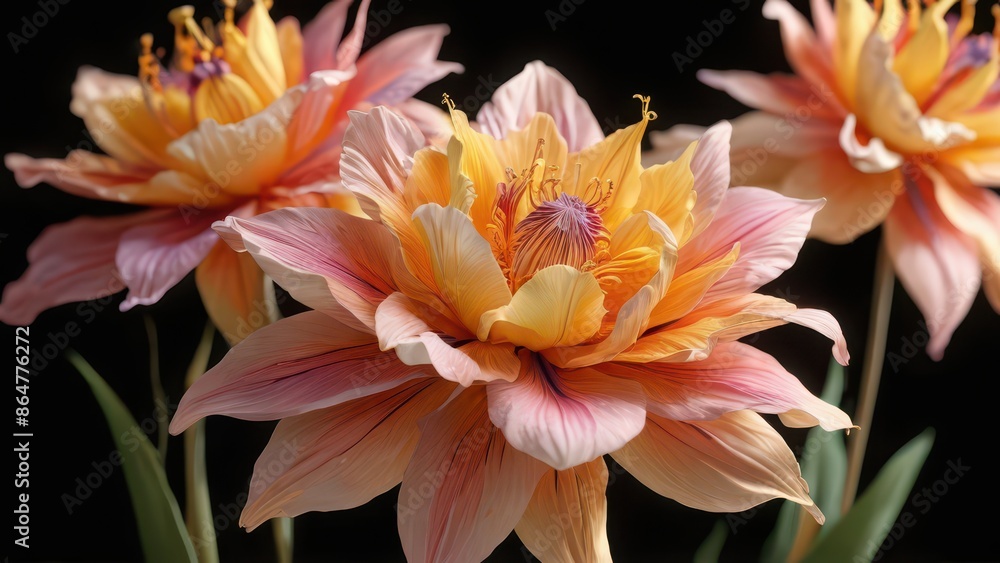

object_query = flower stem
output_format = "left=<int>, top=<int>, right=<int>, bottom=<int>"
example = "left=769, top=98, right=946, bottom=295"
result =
left=841, top=240, right=895, bottom=514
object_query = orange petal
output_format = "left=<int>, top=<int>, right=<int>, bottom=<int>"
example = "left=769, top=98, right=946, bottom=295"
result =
left=892, top=0, right=956, bottom=106
left=196, top=240, right=278, bottom=345
left=515, top=458, right=613, bottom=563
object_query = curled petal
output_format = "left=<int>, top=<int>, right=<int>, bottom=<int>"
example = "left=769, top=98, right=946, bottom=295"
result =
left=838, top=114, right=903, bottom=173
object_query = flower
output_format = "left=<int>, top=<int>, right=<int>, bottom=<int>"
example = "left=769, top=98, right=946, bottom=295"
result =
left=169, top=62, right=852, bottom=562
left=649, top=0, right=1000, bottom=359
left=0, top=0, right=461, bottom=343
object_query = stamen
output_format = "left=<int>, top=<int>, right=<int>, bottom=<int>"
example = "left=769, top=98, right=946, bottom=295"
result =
left=138, top=33, right=162, bottom=91
left=441, top=93, right=456, bottom=111
left=632, top=94, right=658, bottom=122
left=168, top=5, right=215, bottom=63
left=952, top=0, right=977, bottom=47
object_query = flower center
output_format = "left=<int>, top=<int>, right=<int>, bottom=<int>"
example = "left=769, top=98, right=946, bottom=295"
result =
left=509, top=192, right=609, bottom=287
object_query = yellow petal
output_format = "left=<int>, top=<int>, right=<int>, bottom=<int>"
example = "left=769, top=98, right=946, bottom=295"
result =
left=448, top=107, right=506, bottom=238
left=404, top=147, right=453, bottom=212
left=412, top=203, right=512, bottom=334
left=196, top=240, right=278, bottom=345
left=876, top=0, right=905, bottom=41
left=634, top=141, right=697, bottom=245
left=275, top=16, right=304, bottom=89
left=220, top=0, right=287, bottom=106
left=929, top=54, right=1000, bottom=118
left=892, top=0, right=956, bottom=106
left=647, top=244, right=739, bottom=327
left=478, top=265, right=606, bottom=350
left=834, top=0, right=876, bottom=109
left=192, top=73, right=265, bottom=125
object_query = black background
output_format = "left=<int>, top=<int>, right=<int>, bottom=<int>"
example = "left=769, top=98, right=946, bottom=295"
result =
left=2, top=0, right=997, bottom=561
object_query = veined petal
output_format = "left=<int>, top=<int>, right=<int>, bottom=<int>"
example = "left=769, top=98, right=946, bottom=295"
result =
left=688, top=121, right=734, bottom=239
left=448, top=107, right=506, bottom=238
left=680, top=187, right=824, bottom=302
left=169, top=311, right=427, bottom=433
left=515, top=458, right=613, bottom=563
left=0, top=211, right=164, bottom=325
left=214, top=207, right=429, bottom=332
left=647, top=244, right=739, bottom=327
left=412, top=203, right=513, bottom=333
left=221, top=0, right=287, bottom=106
left=478, top=265, right=606, bottom=351
left=634, top=141, right=696, bottom=245
left=477, top=61, right=603, bottom=152
left=375, top=292, right=495, bottom=386
left=116, top=207, right=230, bottom=311
left=612, top=410, right=824, bottom=524
left=241, top=377, right=455, bottom=531
left=398, top=387, right=548, bottom=563
left=195, top=240, right=277, bottom=345
left=884, top=171, right=983, bottom=359
left=486, top=351, right=647, bottom=470
left=601, top=341, right=853, bottom=431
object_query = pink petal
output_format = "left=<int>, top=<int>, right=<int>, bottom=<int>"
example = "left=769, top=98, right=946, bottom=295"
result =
left=342, top=25, right=463, bottom=109
left=698, top=69, right=817, bottom=115
left=375, top=292, right=493, bottom=386
left=241, top=376, right=455, bottom=530
left=884, top=174, right=982, bottom=360
left=689, top=121, right=734, bottom=238
left=397, top=387, right=548, bottom=563
left=169, top=311, right=427, bottom=433
left=116, top=207, right=237, bottom=311
left=762, top=0, right=836, bottom=92
left=214, top=206, right=427, bottom=331
left=333, top=0, right=371, bottom=70
left=301, top=0, right=351, bottom=73
left=476, top=61, right=604, bottom=151
left=486, top=351, right=647, bottom=470
left=680, top=187, right=824, bottom=301
left=602, top=341, right=853, bottom=431
left=0, top=210, right=165, bottom=325
left=515, top=458, right=612, bottom=563
left=612, top=410, right=824, bottom=524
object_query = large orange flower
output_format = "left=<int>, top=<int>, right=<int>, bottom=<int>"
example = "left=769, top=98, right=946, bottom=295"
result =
left=170, top=62, right=852, bottom=562
left=651, top=0, right=1000, bottom=358
left=0, top=0, right=460, bottom=342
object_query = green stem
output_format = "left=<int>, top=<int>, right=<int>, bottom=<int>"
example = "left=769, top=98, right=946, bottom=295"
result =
left=143, top=315, right=169, bottom=463
left=841, top=241, right=895, bottom=514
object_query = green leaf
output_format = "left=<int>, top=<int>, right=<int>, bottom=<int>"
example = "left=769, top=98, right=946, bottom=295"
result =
left=760, top=359, right=848, bottom=562
left=68, top=351, right=197, bottom=563
left=800, top=428, right=935, bottom=563
left=693, top=519, right=728, bottom=563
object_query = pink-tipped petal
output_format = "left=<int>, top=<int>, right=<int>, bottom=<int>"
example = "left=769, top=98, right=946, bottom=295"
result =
left=515, top=458, right=613, bottom=563
left=602, top=341, right=853, bottom=431
left=680, top=187, right=824, bottom=301
left=301, top=0, right=351, bottom=73
left=612, top=410, right=824, bottom=524
left=116, top=207, right=234, bottom=311
left=398, top=387, right=548, bottom=563
left=477, top=61, right=603, bottom=151
left=697, top=69, right=817, bottom=115
left=762, top=0, right=836, bottom=91
left=689, top=121, right=734, bottom=238
left=214, top=207, right=426, bottom=330
left=0, top=211, right=164, bottom=325
left=345, top=25, right=463, bottom=108
left=241, top=376, right=455, bottom=531
left=169, top=311, right=427, bottom=433
left=884, top=175, right=982, bottom=360
left=486, top=351, right=647, bottom=471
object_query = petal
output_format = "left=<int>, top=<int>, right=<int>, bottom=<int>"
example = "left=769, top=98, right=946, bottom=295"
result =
left=221, top=0, right=287, bottom=105
left=688, top=121, right=734, bottom=239
left=762, top=0, right=836, bottom=90
left=214, top=207, right=431, bottom=331
left=375, top=292, right=495, bottom=386
left=301, top=0, right=351, bottom=73
left=679, top=187, right=824, bottom=301
left=412, top=203, right=513, bottom=333
left=832, top=0, right=876, bottom=109
left=486, top=351, right=646, bottom=470
left=275, top=16, right=304, bottom=87
left=169, top=310, right=426, bottom=433
left=476, top=61, right=604, bottom=152
left=612, top=410, right=824, bottom=524
left=195, top=240, right=278, bottom=345
left=771, top=148, right=901, bottom=244
left=0, top=211, right=162, bottom=325
left=344, top=25, right=463, bottom=108
left=116, top=207, right=230, bottom=311
left=619, top=294, right=849, bottom=365
left=446, top=107, right=506, bottom=239
left=398, top=387, right=548, bottom=563
left=241, top=376, right=455, bottom=530
left=478, top=265, right=606, bottom=351
left=601, top=341, right=853, bottom=431
left=68, top=66, right=176, bottom=168
left=884, top=172, right=982, bottom=359
left=891, top=0, right=954, bottom=106
left=647, top=245, right=739, bottom=327
left=545, top=212, right=677, bottom=369
left=633, top=141, right=696, bottom=244
left=838, top=113, right=904, bottom=173
left=515, top=458, right=612, bottom=563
